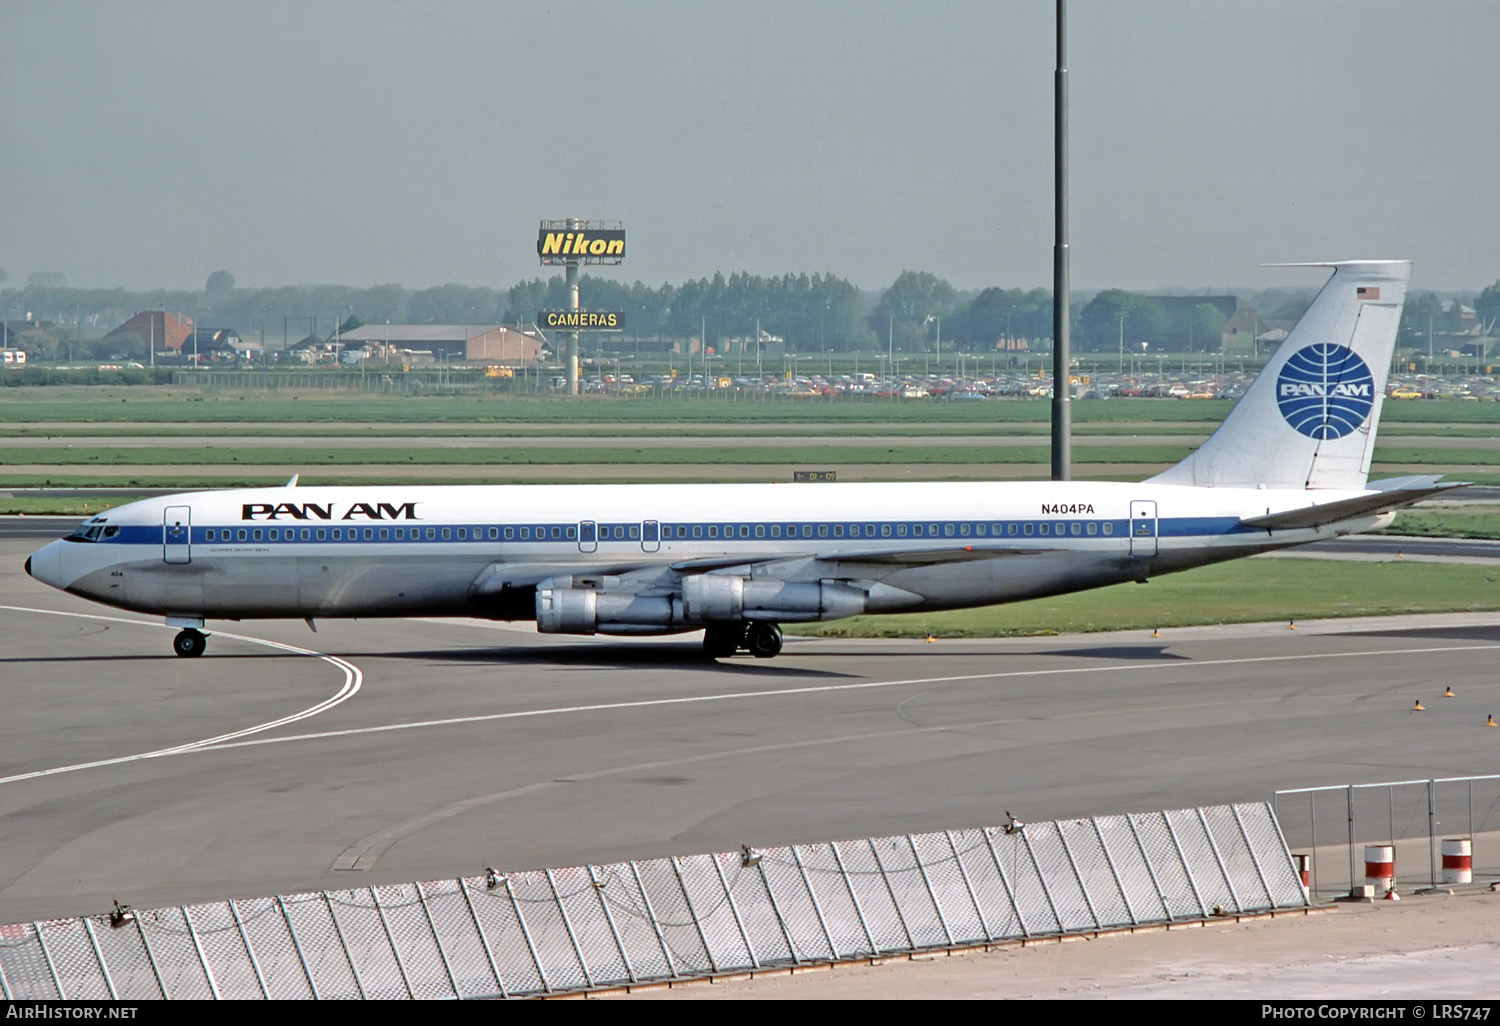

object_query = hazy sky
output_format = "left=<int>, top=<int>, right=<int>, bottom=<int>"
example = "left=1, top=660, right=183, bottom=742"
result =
left=3, top=0, right=1497, bottom=294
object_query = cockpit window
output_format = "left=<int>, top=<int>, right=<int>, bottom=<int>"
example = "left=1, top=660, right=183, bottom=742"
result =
left=67, top=520, right=108, bottom=543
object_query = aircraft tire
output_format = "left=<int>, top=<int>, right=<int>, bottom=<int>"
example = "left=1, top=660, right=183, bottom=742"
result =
left=173, top=629, right=207, bottom=658
left=702, top=623, right=745, bottom=658
left=746, top=621, right=783, bottom=659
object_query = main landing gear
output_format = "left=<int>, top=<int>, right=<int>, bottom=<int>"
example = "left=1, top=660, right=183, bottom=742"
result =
left=702, top=621, right=783, bottom=659
left=173, top=629, right=207, bottom=658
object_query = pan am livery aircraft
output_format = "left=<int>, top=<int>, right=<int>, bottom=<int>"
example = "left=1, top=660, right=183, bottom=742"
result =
left=26, top=260, right=1457, bottom=659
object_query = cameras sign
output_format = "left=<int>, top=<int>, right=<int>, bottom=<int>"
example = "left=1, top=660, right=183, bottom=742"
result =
left=539, top=310, right=625, bottom=332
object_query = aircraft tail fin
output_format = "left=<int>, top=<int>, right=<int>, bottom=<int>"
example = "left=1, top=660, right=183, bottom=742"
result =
left=1148, top=260, right=1409, bottom=491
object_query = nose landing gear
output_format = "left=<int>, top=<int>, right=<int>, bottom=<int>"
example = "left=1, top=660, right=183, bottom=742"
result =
left=173, top=629, right=207, bottom=658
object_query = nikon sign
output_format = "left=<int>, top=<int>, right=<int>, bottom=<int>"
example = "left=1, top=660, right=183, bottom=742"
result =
left=536, top=225, right=626, bottom=265
left=539, top=310, right=625, bottom=332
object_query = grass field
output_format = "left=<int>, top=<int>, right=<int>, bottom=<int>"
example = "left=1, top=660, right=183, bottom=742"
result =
left=3, top=385, right=1499, bottom=501
left=790, top=558, right=1500, bottom=638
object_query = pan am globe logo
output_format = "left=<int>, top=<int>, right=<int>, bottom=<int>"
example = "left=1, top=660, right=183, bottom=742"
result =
left=1276, top=343, right=1376, bottom=440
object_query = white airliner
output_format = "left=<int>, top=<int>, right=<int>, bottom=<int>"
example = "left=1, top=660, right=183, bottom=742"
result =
left=25, top=260, right=1456, bottom=659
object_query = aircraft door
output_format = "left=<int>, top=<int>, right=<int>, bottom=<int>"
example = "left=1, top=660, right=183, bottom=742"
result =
left=164, top=505, right=192, bottom=564
left=578, top=520, right=597, bottom=553
left=642, top=520, right=660, bottom=553
left=1129, top=500, right=1158, bottom=558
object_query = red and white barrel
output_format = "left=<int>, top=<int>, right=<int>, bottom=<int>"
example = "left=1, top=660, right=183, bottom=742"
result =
left=1442, top=839, right=1473, bottom=885
left=1292, top=853, right=1310, bottom=895
left=1364, top=845, right=1395, bottom=891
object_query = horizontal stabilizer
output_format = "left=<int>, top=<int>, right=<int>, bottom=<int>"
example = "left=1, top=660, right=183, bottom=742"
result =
left=1239, top=478, right=1466, bottom=531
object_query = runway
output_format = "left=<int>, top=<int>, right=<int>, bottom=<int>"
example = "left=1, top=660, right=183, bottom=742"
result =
left=3, top=535, right=1500, bottom=936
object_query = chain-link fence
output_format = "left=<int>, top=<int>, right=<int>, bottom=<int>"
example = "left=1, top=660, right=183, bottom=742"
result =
left=0, top=802, right=1306, bottom=1000
left=1275, top=775, right=1500, bottom=897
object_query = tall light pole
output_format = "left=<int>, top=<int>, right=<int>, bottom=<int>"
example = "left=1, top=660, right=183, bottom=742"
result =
left=1051, top=0, right=1072, bottom=480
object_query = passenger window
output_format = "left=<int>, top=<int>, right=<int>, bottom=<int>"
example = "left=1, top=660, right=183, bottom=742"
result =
left=426, top=528, right=436, bottom=540
left=881, top=524, right=891, bottom=537
left=630, top=526, right=641, bottom=540
left=960, top=523, right=971, bottom=536
left=552, top=527, right=562, bottom=540
left=1040, top=523, right=1050, bottom=536
left=943, top=524, right=954, bottom=537
left=237, top=529, right=247, bottom=542
left=1103, top=523, right=1114, bottom=535
left=268, top=529, right=278, bottom=541
left=206, top=529, right=216, bottom=541
left=316, top=529, right=326, bottom=541
left=771, top=525, right=780, bottom=538
left=1023, top=523, right=1034, bottom=536
left=755, top=525, right=765, bottom=538
left=1071, top=523, right=1081, bottom=536
left=521, top=527, right=531, bottom=540
left=380, top=529, right=389, bottom=540
left=738, top=525, right=748, bottom=538
left=801, top=525, right=812, bottom=538
left=914, top=524, right=924, bottom=537
left=817, top=525, right=828, bottom=538
left=693, top=526, right=703, bottom=538
left=566, top=527, right=576, bottom=540
left=365, top=528, right=375, bottom=540
left=504, top=527, right=515, bottom=540
left=332, top=529, right=341, bottom=541
left=897, top=524, right=907, bottom=537
left=834, top=525, right=844, bottom=538
left=442, top=528, right=451, bottom=540
left=1007, top=524, right=1017, bottom=536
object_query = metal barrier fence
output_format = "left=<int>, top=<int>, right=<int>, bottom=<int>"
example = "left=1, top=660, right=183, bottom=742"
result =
left=1274, top=775, right=1500, bottom=896
left=0, top=802, right=1305, bottom=1000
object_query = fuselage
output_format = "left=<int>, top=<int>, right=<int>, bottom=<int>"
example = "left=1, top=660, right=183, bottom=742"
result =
left=25, top=479, right=1389, bottom=625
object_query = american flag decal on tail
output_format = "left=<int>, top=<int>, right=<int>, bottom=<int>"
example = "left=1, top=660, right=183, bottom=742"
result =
left=1357, top=286, right=1381, bottom=300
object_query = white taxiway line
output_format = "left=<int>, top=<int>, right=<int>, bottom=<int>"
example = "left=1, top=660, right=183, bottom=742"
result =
left=46, top=640, right=1500, bottom=762
left=0, top=605, right=363, bottom=786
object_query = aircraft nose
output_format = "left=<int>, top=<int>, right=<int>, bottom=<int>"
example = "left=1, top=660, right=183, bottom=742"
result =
left=26, top=542, right=63, bottom=590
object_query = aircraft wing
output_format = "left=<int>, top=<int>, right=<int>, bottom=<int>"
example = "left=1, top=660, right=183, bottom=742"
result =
left=1238, top=476, right=1466, bottom=531
left=669, top=542, right=1053, bottom=574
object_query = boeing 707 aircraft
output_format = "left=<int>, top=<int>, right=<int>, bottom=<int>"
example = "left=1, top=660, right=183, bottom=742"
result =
left=25, top=260, right=1454, bottom=659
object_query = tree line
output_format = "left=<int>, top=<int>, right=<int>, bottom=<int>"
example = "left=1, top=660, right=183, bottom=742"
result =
left=3, top=266, right=1494, bottom=361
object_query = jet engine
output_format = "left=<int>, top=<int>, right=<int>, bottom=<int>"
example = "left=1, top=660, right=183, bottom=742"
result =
left=534, top=573, right=920, bottom=636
